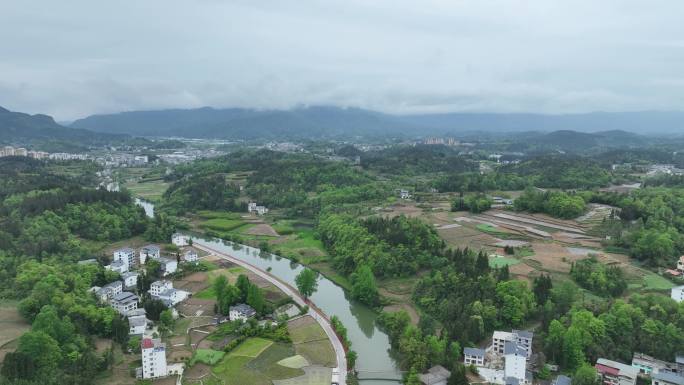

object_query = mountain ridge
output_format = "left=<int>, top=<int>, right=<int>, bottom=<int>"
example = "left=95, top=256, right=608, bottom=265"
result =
left=71, top=106, right=684, bottom=139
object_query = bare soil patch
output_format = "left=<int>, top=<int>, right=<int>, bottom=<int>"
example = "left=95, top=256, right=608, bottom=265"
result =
left=178, top=298, right=216, bottom=317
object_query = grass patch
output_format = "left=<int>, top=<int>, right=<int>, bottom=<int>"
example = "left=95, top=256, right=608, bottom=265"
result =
left=212, top=355, right=269, bottom=385
left=642, top=273, right=675, bottom=290
left=289, top=324, right=327, bottom=345
left=202, top=218, right=248, bottom=232
left=476, top=224, right=508, bottom=236
left=123, top=180, right=170, bottom=202
left=189, top=349, right=226, bottom=366
left=294, top=340, right=336, bottom=367
left=231, top=337, right=273, bottom=357
left=488, top=256, right=521, bottom=268
left=198, top=211, right=243, bottom=220
left=246, top=343, right=304, bottom=379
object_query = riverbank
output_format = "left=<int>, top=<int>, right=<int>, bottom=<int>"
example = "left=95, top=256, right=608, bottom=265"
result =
left=193, top=240, right=348, bottom=385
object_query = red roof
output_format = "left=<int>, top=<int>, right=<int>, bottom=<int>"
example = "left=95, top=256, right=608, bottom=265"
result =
left=596, top=364, right=619, bottom=376
left=142, top=338, right=154, bottom=349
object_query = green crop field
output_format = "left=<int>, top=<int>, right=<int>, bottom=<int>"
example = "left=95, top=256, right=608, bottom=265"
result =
left=642, top=273, right=675, bottom=290
left=231, top=338, right=273, bottom=357
left=189, top=349, right=226, bottom=365
left=488, top=256, right=521, bottom=268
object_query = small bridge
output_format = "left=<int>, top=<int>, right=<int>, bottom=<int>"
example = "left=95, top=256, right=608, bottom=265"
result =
left=356, top=370, right=405, bottom=382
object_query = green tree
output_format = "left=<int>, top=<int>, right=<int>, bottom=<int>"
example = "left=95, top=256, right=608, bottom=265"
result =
left=159, top=309, right=175, bottom=331
left=295, top=268, right=319, bottom=299
left=405, top=367, right=421, bottom=385
left=573, top=364, right=598, bottom=385
left=246, top=284, right=265, bottom=314
left=350, top=265, right=378, bottom=305
left=17, top=331, right=62, bottom=377
left=236, top=274, right=251, bottom=302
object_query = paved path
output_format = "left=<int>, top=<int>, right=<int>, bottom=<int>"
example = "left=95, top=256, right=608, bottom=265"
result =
left=194, top=242, right=348, bottom=385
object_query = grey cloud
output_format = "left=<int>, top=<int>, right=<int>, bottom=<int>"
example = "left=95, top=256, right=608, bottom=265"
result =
left=1, top=0, right=683, bottom=120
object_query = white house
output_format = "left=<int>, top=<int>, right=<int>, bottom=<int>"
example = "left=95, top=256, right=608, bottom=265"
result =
left=111, top=292, right=139, bottom=315
left=184, top=250, right=199, bottom=264
left=677, top=256, right=684, bottom=273
left=172, top=233, right=190, bottom=247
left=140, top=244, right=161, bottom=264
left=113, top=247, right=136, bottom=269
left=129, top=312, right=148, bottom=336
left=504, top=341, right=528, bottom=385
left=248, top=202, right=257, bottom=213
left=106, top=260, right=128, bottom=274
left=157, top=288, right=190, bottom=307
left=671, top=286, right=684, bottom=303
left=96, top=281, right=123, bottom=302
left=141, top=338, right=167, bottom=379
left=464, top=347, right=485, bottom=367
left=122, top=271, right=139, bottom=288
left=493, top=330, right=533, bottom=359
left=150, top=280, right=173, bottom=297
left=400, top=189, right=410, bottom=199
left=256, top=206, right=269, bottom=215
left=632, top=353, right=678, bottom=375
left=159, top=257, right=177, bottom=276
left=229, top=303, right=256, bottom=322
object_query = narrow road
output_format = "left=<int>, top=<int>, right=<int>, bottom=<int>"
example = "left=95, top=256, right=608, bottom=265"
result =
left=194, top=242, right=348, bottom=385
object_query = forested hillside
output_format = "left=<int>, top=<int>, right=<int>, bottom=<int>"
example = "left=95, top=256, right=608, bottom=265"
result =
left=0, top=157, right=150, bottom=385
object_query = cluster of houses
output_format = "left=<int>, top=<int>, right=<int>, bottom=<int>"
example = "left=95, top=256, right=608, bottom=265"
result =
left=462, top=330, right=534, bottom=385
left=247, top=202, right=269, bottom=215
left=666, top=256, right=684, bottom=302
left=460, top=330, right=684, bottom=385
left=594, top=353, right=684, bottom=385
left=105, top=245, right=190, bottom=277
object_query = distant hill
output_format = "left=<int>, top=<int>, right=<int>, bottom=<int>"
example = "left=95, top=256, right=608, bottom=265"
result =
left=71, top=106, right=415, bottom=139
left=71, top=106, right=684, bottom=139
left=0, top=106, right=127, bottom=151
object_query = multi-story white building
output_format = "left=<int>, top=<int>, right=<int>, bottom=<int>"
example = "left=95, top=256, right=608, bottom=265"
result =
left=129, top=312, right=148, bottom=336
left=106, top=260, right=128, bottom=274
left=493, top=330, right=533, bottom=359
left=111, top=292, right=139, bottom=315
left=504, top=341, right=528, bottom=385
left=159, top=257, right=178, bottom=276
left=113, top=247, right=136, bottom=270
left=596, top=358, right=639, bottom=385
left=672, top=286, right=684, bottom=303
left=96, top=281, right=123, bottom=302
left=122, top=271, right=139, bottom=288
left=184, top=250, right=198, bottom=264
left=632, top=353, right=678, bottom=375
left=172, top=233, right=190, bottom=247
left=141, top=338, right=167, bottom=379
left=229, top=304, right=256, bottom=322
left=247, top=202, right=257, bottom=213
left=140, top=245, right=161, bottom=264
left=464, top=347, right=485, bottom=367
left=157, top=288, right=189, bottom=307
left=150, top=280, right=173, bottom=297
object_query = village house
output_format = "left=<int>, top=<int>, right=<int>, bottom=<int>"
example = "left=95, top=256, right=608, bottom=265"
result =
left=106, top=259, right=128, bottom=274
left=122, top=271, right=139, bottom=289
left=652, top=372, right=684, bottom=385
left=172, top=233, right=190, bottom=247
left=111, top=292, right=139, bottom=315
left=150, top=280, right=173, bottom=296
left=128, top=309, right=149, bottom=336
left=492, top=330, right=533, bottom=359
left=632, top=353, right=679, bottom=375
left=184, top=250, right=199, bottom=264
left=159, top=257, right=178, bottom=276
left=464, top=347, right=485, bottom=367
left=400, top=189, right=411, bottom=199
left=677, top=256, right=684, bottom=273
left=671, top=286, right=684, bottom=303
left=96, top=281, right=123, bottom=302
left=139, top=244, right=161, bottom=264
left=504, top=341, right=529, bottom=385
left=419, top=365, right=451, bottom=385
left=596, top=358, right=639, bottom=385
left=141, top=338, right=167, bottom=379
left=229, top=303, right=256, bottom=322
left=677, top=356, right=684, bottom=374
left=113, top=247, right=136, bottom=269
left=256, top=205, right=269, bottom=215
left=248, top=202, right=257, bottom=213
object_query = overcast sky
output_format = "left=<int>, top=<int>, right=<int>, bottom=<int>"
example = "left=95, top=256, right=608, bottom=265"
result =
left=1, top=0, right=684, bottom=120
